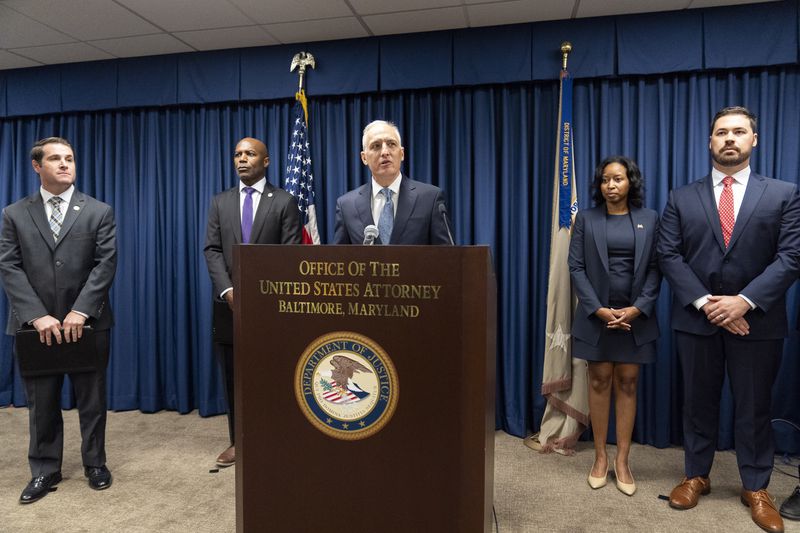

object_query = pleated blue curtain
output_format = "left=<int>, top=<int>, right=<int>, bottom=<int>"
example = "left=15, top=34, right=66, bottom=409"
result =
left=0, top=66, right=798, bottom=451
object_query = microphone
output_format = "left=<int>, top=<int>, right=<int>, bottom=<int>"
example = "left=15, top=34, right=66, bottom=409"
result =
left=438, top=203, right=455, bottom=245
left=363, top=224, right=379, bottom=245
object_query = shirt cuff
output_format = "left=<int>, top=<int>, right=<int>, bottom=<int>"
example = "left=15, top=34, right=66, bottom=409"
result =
left=692, top=295, right=711, bottom=310
left=71, top=310, right=89, bottom=319
left=220, top=287, right=233, bottom=299
left=738, top=294, right=756, bottom=310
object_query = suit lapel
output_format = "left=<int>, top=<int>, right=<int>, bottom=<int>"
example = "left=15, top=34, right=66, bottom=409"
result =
left=630, top=208, right=647, bottom=273
left=223, top=186, right=242, bottom=244
left=250, top=182, right=276, bottom=243
left=25, top=193, right=55, bottom=251
left=391, top=177, right=417, bottom=244
left=55, top=190, right=86, bottom=247
left=355, top=183, right=374, bottom=236
left=591, top=209, right=609, bottom=272
left=695, top=175, right=727, bottom=252
left=726, top=172, right=765, bottom=252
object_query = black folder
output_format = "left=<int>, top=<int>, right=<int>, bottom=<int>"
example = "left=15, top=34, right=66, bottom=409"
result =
left=15, top=325, right=100, bottom=377
left=213, top=299, right=233, bottom=345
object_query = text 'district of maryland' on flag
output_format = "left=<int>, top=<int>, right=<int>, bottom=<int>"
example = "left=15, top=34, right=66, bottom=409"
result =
left=285, top=90, right=321, bottom=244
left=526, top=61, right=589, bottom=455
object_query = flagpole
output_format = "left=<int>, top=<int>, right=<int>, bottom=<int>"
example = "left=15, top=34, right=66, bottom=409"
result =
left=286, top=51, right=321, bottom=244
left=525, top=41, right=589, bottom=455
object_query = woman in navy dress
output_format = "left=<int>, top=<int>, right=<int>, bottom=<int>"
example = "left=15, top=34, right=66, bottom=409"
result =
left=568, top=156, right=661, bottom=496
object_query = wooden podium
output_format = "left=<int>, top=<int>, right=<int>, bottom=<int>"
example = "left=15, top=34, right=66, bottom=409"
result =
left=233, top=245, right=496, bottom=532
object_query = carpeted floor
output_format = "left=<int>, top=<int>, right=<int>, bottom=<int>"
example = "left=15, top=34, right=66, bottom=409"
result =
left=0, top=407, right=797, bottom=532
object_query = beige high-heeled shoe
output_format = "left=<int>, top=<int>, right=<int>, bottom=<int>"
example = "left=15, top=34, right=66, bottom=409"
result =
left=615, top=462, right=636, bottom=496
left=588, top=464, right=608, bottom=489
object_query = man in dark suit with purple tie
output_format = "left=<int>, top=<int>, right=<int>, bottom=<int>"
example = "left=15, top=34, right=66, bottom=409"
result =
left=658, top=106, right=800, bottom=533
left=203, top=137, right=302, bottom=467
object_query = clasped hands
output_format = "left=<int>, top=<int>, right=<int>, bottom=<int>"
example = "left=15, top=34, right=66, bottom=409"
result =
left=702, top=295, right=751, bottom=336
left=32, top=311, right=86, bottom=346
left=595, top=306, right=641, bottom=331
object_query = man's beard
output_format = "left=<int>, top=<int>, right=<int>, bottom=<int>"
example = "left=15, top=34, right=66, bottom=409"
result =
left=712, top=146, right=750, bottom=167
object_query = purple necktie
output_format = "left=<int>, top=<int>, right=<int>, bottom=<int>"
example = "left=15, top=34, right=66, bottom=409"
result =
left=241, top=187, right=255, bottom=243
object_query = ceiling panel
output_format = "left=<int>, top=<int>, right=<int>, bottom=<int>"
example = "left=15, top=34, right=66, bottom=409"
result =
left=115, top=0, right=252, bottom=32
left=12, top=42, right=114, bottom=64
left=364, top=7, right=468, bottom=36
left=228, top=0, right=354, bottom=24
left=349, top=0, right=461, bottom=15
left=577, top=0, right=690, bottom=18
left=0, top=50, right=42, bottom=69
left=688, top=0, right=776, bottom=7
left=265, top=17, right=369, bottom=44
left=0, top=4, right=76, bottom=48
left=468, top=0, right=574, bottom=26
left=2, top=0, right=160, bottom=40
left=175, top=26, right=278, bottom=51
left=89, top=34, right=194, bottom=58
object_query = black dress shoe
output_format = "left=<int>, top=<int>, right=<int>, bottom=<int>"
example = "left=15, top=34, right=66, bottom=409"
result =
left=84, top=465, right=112, bottom=490
left=20, top=472, right=62, bottom=504
left=781, top=486, right=800, bottom=520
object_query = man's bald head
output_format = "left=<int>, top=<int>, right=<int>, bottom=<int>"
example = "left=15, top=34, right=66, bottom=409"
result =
left=234, top=137, right=270, bottom=186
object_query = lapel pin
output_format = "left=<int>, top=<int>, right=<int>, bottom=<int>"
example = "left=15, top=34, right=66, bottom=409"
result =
left=267, top=192, right=274, bottom=198
left=73, top=206, right=80, bottom=211
left=636, top=223, right=644, bottom=229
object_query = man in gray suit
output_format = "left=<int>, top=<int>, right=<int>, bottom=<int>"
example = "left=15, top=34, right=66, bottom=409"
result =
left=333, top=120, right=453, bottom=245
left=0, top=137, right=117, bottom=503
left=204, top=137, right=302, bottom=467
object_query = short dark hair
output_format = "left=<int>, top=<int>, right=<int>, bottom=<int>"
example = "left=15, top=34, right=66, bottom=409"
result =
left=30, top=137, right=73, bottom=164
left=710, top=106, right=757, bottom=135
left=591, top=155, right=644, bottom=208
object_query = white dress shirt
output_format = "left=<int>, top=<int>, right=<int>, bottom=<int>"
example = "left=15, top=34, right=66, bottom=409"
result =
left=371, top=173, right=401, bottom=225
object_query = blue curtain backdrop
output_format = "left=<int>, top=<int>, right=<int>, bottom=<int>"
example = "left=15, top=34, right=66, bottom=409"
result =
left=0, top=65, right=798, bottom=451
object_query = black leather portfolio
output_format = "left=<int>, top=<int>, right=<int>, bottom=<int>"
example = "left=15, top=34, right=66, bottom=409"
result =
left=15, top=325, right=99, bottom=377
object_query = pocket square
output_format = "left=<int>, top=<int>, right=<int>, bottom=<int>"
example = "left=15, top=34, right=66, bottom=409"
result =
left=637, top=223, right=644, bottom=229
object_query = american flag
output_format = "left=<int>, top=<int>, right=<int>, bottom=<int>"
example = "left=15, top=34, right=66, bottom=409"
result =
left=285, top=90, right=320, bottom=244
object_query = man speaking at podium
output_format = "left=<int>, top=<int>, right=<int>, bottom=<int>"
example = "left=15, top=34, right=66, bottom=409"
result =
left=204, top=137, right=302, bottom=467
left=333, top=120, right=454, bottom=245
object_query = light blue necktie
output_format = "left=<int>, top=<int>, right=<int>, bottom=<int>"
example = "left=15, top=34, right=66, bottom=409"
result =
left=377, top=188, right=394, bottom=245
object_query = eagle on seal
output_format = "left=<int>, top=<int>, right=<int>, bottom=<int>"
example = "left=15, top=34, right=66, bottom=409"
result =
left=330, top=355, right=372, bottom=392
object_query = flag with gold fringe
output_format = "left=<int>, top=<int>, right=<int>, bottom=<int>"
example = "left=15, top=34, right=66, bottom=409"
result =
left=285, top=90, right=320, bottom=244
left=526, top=51, right=589, bottom=455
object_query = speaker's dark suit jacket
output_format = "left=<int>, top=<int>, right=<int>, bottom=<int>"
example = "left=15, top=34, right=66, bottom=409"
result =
left=203, top=180, right=301, bottom=444
left=0, top=188, right=117, bottom=475
left=657, top=171, right=800, bottom=490
left=568, top=206, right=661, bottom=347
left=332, top=176, right=452, bottom=245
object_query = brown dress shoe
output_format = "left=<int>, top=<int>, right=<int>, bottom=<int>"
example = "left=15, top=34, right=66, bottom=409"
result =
left=216, top=445, right=235, bottom=467
left=741, top=489, right=784, bottom=533
left=669, top=476, right=711, bottom=510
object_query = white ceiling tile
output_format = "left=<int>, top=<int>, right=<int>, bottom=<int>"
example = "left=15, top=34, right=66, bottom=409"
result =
left=89, top=34, right=194, bottom=58
left=2, top=0, right=160, bottom=40
left=0, top=50, right=43, bottom=70
left=11, top=42, right=114, bottom=64
left=689, top=0, right=777, bottom=7
left=264, top=17, right=368, bottom=44
left=228, top=0, right=353, bottom=24
left=349, top=0, right=461, bottom=15
left=0, top=4, right=76, bottom=48
left=115, top=0, right=252, bottom=32
left=364, top=7, right=468, bottom=36
left=468, top=0, right=574, bottom=26
left=175, top=26, right=278, bottom=51
left=576, top=0, right=688, bottom=18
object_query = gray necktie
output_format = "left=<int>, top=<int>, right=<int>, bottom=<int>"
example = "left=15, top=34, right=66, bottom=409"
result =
left=378, top=188, right=394, bottom=245
left=48, top=197, right=64, bottom=241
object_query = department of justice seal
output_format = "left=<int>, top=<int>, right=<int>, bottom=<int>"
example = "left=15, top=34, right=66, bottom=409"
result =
left=294, top=332, right=398, bottom=440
